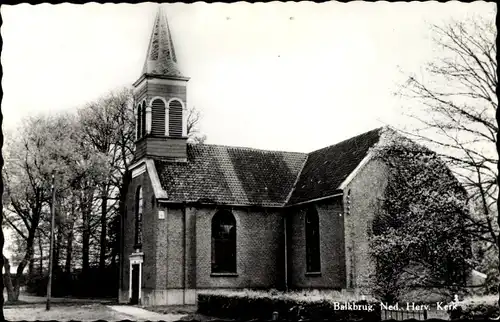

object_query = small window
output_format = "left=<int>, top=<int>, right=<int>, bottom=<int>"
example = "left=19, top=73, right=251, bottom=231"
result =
left=305, top=206, right=320, bottom=273
left=169, top=100, right=183, bottom=137
left=211, top=210, right=236, bottom=273
left=135, top=187, right=143, bottom=248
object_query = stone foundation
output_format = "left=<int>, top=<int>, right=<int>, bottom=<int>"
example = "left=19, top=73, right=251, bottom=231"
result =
left=141, top=289, right=197, bottom=306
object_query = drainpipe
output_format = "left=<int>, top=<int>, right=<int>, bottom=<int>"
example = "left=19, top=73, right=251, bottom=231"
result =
left=284, top=213, right=288, bottom=291
left=182, top=203, right=187, bottom=304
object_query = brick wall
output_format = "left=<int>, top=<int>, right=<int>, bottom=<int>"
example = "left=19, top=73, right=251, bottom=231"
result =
left=195, top=206, right=285, bottom=289
left=121, top=168, right=158, bottom=293
left=343, top=158, right=388, bottom=294
left=120, top=157, right=388, bottom=301
left=287, top=198, right=345, bottom=289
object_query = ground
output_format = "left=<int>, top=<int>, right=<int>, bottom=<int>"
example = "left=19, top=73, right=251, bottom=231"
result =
left=4, top=303, right=130, bottom=321
left=148, top=305, right=219, bottom=322
left=2, top=292, right=189, bottom=322
left=3, top=292, right=497, bottom=321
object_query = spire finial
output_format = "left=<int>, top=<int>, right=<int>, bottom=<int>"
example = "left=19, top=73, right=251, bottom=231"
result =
left=142, top=5, right=182, bottom=77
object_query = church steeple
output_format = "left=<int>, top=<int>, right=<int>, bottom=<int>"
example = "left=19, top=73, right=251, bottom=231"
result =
left=142, top=7, right=182, bottom=77
left=132, top=6, right=190, bottom=162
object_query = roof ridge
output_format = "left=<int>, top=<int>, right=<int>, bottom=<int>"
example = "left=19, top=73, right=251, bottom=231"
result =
left=188, top=142, right=306, bottom=155
left=307, top=127, right=384, bottom=155
left=187, top=127, right=385, bottom=156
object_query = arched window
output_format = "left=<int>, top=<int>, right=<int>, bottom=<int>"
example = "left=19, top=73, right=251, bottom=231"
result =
left=305, top=206, right=320, bottom=272
left=151, top=99, right=166, bottom=136
left=141, top=102, right=147, bottom=137
left=169, top=100, right=183, bottom=138
left=136, top=104, right=142, bottom=139
left=211, top=210, right=236, bottom=273
left=135, top=187, right=143, bottom=248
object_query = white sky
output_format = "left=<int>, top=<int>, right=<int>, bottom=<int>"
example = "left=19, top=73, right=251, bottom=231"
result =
left=1, top=2, right=496, bottom=153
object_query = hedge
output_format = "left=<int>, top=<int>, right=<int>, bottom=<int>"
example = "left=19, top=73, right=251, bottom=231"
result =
left=197, top=291, right=381, bottom=321
left=449, top=303, right=499, bottom=320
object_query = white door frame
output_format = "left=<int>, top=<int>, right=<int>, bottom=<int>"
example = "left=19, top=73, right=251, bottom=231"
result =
left=129, top=251, right=144, bottom=302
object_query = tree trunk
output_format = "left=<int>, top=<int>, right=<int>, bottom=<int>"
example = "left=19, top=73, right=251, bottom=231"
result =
left=81, top=187, right=92, bottom=278
left=54, top=225, right=63, bottom=275
left=99, top=185, right=109, bottom=272
left=28, top=246, right=35, bottom=278
left=13, top=230, right=36, bottom=301
left=3, top=256, right=16, bottom=302
left=65, top=195, right=76, bottom=274
left=3, top=227, right=36, bottom=303
left=38, top=236, right=43, bottom=275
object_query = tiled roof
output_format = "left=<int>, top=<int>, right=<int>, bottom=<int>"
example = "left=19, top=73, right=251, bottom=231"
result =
left=154, top=128, right=383, bottom=207
left=155, top=144, right=307, bottom=207
left=286, top=128, right=383, bottom=205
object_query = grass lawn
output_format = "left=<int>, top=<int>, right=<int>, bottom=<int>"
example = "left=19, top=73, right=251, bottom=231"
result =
left=4, top=303, right=132, bottom=321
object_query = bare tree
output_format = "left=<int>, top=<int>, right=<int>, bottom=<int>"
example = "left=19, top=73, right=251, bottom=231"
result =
left=2, top=114, right=78, bottom=301
left=186, top=106, right=207, bottom=144
left=396, top=13, right=497, bottom=297
left=77, top=88, right=134, bottom=275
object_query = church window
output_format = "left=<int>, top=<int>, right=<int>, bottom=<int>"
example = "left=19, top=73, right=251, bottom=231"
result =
left=151, top=99, right=166, bottom=136
left=135, top=186, right=143, bottom=248
left=169, top=100, right=183, bottom=137
left=211, top=210, right=236, bottom=273
left=137, top=104, right=142, bottom=139
left=141, top=102, right=147, bottom=137
left=305, top=206, right=321, bottom=273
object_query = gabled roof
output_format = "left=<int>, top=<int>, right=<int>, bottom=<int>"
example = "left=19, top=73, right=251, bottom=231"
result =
left=287, top=128, right=383, bottom=205
left=153, top=128, right=384, bottom=207
left=154, top=144, right=307, bottom=207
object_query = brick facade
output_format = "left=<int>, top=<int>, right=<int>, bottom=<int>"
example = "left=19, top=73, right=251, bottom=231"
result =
left=119, top=157, right=388, bottom=305
left=343, top=158, right=388, bottom=294
left=120, top=169, right=158, bottom=296
left=195, top=207, right=285, bottom=289
left=287, top=198, right=346, bottom=289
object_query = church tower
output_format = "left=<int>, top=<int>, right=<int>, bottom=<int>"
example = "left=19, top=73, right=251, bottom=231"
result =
left=133, top=6, right=189, bottom=162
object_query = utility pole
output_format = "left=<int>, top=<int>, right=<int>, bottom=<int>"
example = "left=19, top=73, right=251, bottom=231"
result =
left=46, top=174, right=55, bottom=311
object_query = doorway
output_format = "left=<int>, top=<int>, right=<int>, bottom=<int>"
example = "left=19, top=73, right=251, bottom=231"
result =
left=130, top=264, right=140, bottom=305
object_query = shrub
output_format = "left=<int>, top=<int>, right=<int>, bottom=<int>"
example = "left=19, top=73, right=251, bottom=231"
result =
left=197, top=289, right=381, bottom=321
left=449, top=295, right=500, bottom=320
left=449, top=303, right=499, bottom=320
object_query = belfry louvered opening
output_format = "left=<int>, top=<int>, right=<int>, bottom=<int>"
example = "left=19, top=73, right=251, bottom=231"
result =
left=151, top=99, right=166, bottom=136
left=169, top=100, right=183, bottom=137
left=141, top=102, right=146, bottom=137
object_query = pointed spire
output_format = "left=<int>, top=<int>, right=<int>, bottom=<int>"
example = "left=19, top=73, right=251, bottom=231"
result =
left=142, top=6, right=182, bottom=77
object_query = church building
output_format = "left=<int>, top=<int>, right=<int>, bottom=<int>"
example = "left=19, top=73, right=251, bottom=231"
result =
left=119, top=8, right=399, bottom=306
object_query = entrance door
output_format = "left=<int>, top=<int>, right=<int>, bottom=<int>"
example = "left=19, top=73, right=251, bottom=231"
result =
left=130, top=264, right=140, bottom=305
